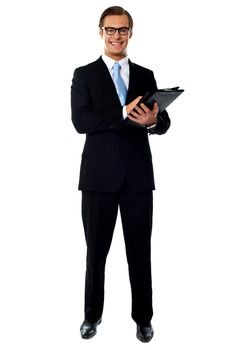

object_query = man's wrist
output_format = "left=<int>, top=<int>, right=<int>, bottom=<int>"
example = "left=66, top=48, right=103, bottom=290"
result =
left=147, top=115, right=157, bottom=128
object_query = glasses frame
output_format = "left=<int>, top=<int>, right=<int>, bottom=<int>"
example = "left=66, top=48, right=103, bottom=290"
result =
left=101, top=27, right=131, bottom=36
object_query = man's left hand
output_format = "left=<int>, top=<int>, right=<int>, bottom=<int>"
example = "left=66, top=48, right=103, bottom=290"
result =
left=127, top=102, right=159, bottom=126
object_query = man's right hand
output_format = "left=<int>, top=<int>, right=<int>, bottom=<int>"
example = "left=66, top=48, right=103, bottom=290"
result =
left=126, top=96, right=143, bottom=115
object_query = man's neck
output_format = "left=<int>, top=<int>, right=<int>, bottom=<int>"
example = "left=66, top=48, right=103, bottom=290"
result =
left=102, top=55, right=129, bottom=72
left=103, top=52, right=127, bottom=61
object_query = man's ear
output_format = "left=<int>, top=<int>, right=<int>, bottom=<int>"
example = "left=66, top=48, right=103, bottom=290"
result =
left=99, top=29, right=103, bottom=38
left=129, top=31, right=133, bottom=39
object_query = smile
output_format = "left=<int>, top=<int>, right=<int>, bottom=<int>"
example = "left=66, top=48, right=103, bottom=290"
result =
left=110, top=42, right=123, bottom=47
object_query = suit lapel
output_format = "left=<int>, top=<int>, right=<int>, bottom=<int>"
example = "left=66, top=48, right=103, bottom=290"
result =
left=95, top=57, right=121, bottom=106
left=126, top=60, right=138, bottom=104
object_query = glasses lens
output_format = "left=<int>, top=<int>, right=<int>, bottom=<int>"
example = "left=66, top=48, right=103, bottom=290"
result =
left=119, top=28, right=129, bottom=35
left=105, top=28, right=116, bottom=35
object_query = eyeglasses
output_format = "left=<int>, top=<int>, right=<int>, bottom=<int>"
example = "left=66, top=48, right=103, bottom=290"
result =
left=102, top=27, right=131, bottom=36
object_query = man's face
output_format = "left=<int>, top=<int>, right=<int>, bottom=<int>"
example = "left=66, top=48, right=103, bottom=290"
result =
left=100, top=14, right=132, bottom=60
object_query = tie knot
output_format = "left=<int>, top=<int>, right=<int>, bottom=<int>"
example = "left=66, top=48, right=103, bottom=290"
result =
left=113, top=62, right=121, bottom=71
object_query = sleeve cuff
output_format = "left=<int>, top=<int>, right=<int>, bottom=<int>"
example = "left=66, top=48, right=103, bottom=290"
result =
left=147, top=122, right=157, bottom=129
left=122, top=106, right=128, bottom=120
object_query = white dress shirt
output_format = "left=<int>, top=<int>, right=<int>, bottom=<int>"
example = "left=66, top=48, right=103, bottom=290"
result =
left=101, top=54, right=157, bottom=129
left=101, top=54, right=129, bottom=119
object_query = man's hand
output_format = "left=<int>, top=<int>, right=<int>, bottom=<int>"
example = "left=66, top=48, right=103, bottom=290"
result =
left=127, top=101, right=159, bottom=126
left=126, top=96, right=143, bottom=115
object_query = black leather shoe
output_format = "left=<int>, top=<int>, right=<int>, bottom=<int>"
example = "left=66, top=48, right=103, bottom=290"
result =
left=80, top=318, right=102, bottom=339
left=136, top=323, right=154, bottom=342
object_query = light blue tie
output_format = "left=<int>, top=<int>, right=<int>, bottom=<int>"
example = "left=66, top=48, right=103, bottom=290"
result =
left=113, top=62, right=127, bottom=106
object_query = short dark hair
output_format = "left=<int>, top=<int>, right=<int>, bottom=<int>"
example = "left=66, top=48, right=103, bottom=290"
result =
left=99, top=6, right=133, bottom=29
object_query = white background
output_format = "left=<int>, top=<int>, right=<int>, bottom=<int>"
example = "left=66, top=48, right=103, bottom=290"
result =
left=0, top=0, right=239, bottom=349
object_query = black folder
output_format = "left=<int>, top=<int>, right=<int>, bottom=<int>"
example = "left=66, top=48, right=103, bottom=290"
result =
left=137, top=87, right=184, bottom=113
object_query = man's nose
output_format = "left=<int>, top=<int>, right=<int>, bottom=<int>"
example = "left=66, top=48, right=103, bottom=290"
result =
left=113, top=30, right=121, bottom=39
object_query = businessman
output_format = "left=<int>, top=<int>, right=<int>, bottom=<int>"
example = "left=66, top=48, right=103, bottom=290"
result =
left=71, top=6, right=171, bottom=342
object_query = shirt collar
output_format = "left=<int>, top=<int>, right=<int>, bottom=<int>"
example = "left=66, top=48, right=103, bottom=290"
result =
left=102, top=54, right=129, bottom=70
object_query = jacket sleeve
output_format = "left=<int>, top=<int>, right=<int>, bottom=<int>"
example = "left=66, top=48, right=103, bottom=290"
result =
left=146, top=71, right=171, bottom=135
left=71, top=68, right=124, bottom=134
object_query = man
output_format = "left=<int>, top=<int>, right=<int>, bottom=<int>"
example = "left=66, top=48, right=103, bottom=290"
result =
left=71, top=6, right=170, bottom=342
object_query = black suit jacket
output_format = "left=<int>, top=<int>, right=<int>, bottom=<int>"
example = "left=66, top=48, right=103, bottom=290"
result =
left=71, top=57, right=171, bottom=192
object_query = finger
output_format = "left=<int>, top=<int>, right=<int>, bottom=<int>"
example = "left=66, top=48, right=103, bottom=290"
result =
left=153, top=102, right=159, bottom=112
left=128, top=114, right=144, bottom=124
left=130, top=110, right=141, bottom=119
left=128, top=114, right=138, bottom=120
left=133, top=105, right=144, bottom=115
left=133, top=96, right=143, bottom=108
left=139, top=103, right=149, bottom=113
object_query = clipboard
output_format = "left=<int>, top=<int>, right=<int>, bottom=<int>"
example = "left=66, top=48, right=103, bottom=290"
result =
left=137, top=87, right=184, bottom=113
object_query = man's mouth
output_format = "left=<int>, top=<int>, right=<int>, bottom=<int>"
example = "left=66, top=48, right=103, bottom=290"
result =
left=110, top=41, right=123, bottom=47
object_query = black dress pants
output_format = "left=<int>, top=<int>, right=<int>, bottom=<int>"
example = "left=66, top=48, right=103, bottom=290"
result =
left=81, top=190, right=153, bottom=325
